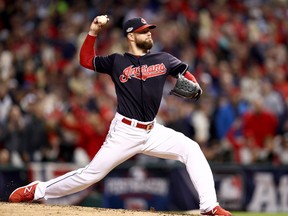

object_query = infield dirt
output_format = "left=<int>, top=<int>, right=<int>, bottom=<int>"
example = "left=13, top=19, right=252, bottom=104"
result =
left=0, top=202, right=200, bottom=216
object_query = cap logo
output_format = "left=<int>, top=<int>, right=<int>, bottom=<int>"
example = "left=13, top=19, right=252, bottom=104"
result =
left=126, top=27, right=133, bottom=33
left=141, top=18, right=147, bottom=24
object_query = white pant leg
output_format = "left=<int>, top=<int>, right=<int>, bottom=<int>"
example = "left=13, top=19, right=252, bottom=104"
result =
left=35, top=117, right=145, bottom=200
left=142, top=123, right=218, bottom=211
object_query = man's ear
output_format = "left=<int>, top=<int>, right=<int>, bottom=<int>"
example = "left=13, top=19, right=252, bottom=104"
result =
left=127, top=33, right=135, bottom=41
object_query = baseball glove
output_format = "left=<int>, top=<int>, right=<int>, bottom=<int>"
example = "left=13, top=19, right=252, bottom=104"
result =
left=170, top=74, right=202, bottom=100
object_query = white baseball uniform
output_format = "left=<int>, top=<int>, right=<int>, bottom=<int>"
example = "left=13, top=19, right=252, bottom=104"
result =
left=35, top=112, right=217, bottom=210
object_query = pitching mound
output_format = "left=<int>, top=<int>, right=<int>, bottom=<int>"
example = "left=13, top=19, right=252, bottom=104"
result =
left=0, top=202, right=200, bottom=216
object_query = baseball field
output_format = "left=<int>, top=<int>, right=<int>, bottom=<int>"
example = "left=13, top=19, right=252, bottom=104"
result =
left=0, top=202, right=287, bottom=216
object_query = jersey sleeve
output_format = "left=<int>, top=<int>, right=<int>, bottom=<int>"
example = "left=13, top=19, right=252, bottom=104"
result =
left=79, top=34, right=97, bottom=71
left=166, top=53, right=189, bottom=77
left=93, top=54, right=116, bottom=75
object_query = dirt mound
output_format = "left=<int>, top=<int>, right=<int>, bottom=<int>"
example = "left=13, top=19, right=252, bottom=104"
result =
left=0, top=202, right=200, bottom=216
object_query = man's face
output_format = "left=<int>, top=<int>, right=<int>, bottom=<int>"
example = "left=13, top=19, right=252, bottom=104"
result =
left=133, top=28, right=153, bottom=50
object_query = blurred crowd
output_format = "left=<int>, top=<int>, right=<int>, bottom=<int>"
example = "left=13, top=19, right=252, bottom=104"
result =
left=0, top=0, right=288, bottom=167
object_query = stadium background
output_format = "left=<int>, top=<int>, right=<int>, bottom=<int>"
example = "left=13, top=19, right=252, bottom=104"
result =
left=0, top=0, right=288, bottom=213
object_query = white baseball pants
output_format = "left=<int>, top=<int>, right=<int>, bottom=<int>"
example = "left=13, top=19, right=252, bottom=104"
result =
left=35, top=112, right=218, bottom=211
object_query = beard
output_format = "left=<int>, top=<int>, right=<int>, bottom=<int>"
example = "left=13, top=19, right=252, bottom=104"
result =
left=135, top=38, right=153, bottom=51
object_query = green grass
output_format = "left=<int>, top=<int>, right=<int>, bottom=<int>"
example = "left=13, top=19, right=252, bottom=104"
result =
left=232, top=212, right=287, bottom=216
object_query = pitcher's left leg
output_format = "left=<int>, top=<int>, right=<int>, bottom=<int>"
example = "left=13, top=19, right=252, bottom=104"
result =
left=143, top=123, right=218, bottom=211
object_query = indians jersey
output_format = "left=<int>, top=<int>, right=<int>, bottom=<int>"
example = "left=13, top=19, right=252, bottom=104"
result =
left=93, top=52, right=187, bottom=122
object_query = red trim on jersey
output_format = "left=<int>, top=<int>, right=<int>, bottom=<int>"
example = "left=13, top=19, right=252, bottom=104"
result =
left=184, top=71, right=197, bottom=83
left=79, top=34, right=96, bottom=70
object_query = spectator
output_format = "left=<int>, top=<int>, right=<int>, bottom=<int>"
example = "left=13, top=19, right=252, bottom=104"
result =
left=257, top=136, right=278, bottom=164
left=261, top=79, right=285, bottom=120
left=60, top=111, right=108, bottom=162
left=226, top=118, right=258, bottom=165
left=242, top=97, right=278, bottom=149
left=213, top=95, right=236, bottom=140
left=275, top=133, right=288, bottom=165
left=21, top=94, right=49, bottom=162
left=0, top=80, right=13, bottom=123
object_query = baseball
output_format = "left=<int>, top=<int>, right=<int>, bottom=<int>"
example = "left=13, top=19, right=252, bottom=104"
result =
left=97, top=15, right=108, bottom=25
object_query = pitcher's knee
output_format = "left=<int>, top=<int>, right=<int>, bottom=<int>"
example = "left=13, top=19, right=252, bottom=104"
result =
left=185, top=139, right=202, bottom=152
left=179, top=140, right=203, bottom=163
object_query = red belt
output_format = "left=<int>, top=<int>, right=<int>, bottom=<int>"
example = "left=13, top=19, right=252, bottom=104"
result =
left=121, top=118, right=154, bottom=130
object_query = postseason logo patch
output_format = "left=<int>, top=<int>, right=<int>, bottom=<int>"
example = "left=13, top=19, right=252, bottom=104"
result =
left=126, top=27, right=133, bottom=33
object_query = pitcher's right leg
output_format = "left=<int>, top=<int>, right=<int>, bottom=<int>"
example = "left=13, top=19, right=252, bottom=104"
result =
left=9, top=117, right=144, bottom=202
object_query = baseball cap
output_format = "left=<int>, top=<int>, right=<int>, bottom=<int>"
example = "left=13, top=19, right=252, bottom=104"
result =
left=123, top=17, right=156, bottom=37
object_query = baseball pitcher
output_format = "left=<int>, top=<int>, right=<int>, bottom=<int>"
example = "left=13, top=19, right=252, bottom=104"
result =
left=9, top=15, right=232, bottom=216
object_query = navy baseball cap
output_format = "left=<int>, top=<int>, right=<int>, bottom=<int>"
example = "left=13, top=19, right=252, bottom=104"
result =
left=123, top=17, right=156, bottom=37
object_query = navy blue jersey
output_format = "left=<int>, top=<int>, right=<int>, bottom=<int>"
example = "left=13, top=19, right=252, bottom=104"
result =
left=93, top=52, right=187, bottom=121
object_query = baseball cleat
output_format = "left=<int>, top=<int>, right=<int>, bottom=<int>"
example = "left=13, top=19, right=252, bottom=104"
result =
left=201, top=205, right=232, bottom=216
left=9, top=181, right=39, bottom=203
